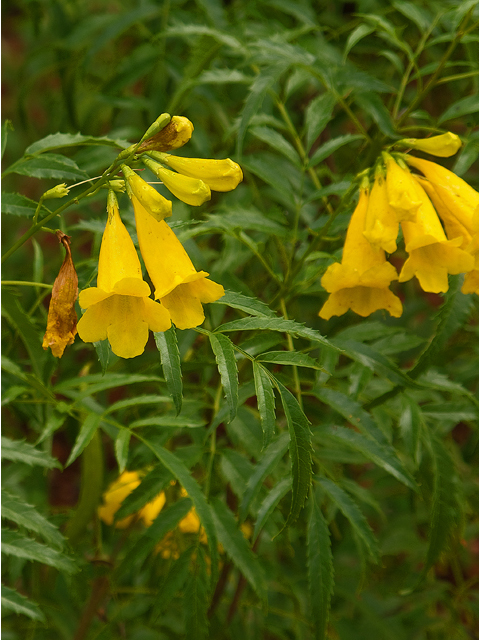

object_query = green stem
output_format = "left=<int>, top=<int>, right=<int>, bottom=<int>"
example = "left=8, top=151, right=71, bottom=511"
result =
left=280, top=298, right=303, bottom=409
left=1, top=280, right=52, bottom=289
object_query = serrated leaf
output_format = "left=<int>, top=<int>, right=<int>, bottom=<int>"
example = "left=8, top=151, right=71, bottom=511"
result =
left=316, top=425, right=417, bottom=490
left=239, top=432, right=290, bottom=522
left=308, top=134, right=364, bottom=168
left=130, top=416, right=205, bottom=428
left=250, top=125, right=300, bottom=165
left=1, top=491, right=65, bottom=549
left=104, top=394, right=171, bottom=415
left=114, top=430, right=131, bottom=474
left=184, top=546, right=209, bottom=640
left=66, top=413, right=102, bottom=467
left=217, top=316, right=340, bottom=352
left=155, top=327, right=183, bottom=415
left=1, top=585, right=45, bottom=621
left=241, top=154, right=297, bottom=204
left=54, top=373, right=162, bottom=395
left=6, top=153, right=88, bottom=180
left=438, top=95, right=479, bottom=124
left=1, top=529, right=77, bottom=573
left=393, top=0, right=431, bottom=31
left=25, top=131, right=128, bottom=155
left=317, top=477, right=379, bottom=562
left=209, top=332, right=238, bottom=423
left=152, top=547, right=194, bottom=618
left=343, top=24, right=375, bottom=60
left=1, top=192, right=43, bottom=217
left=213, top=290, right=276, bottom=318
left=211, top=498, right=267, bottom=601
left=115, top=464, right=172, bottom=521
left=308, top=497, right=334, bottom=640
left=253, top=477, right=291, bottom=540
left=220, top=449, right=255, bottom=499
left=1, top=119, right=13, bottom=160
left=399, top=394, right=423, bottom=463
left=1, top=437, right=60, bottom=469
left=355, top=92, right=397, bottom=138
left=277, top=382, right=313, bottom=528
left=253, top=362, right=277, bottom=448
left=305, top=92, right=337, bottom=151
left=257, top=350, right=322, bottom=369
left=94, top=340, right=111, bottom=373
left=202, top=208, right=288, bottom=236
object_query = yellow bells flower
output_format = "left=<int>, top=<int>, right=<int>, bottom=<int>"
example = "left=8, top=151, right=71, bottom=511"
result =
left=98, top=470, right=166, bottom=529
left=383, top=152, right=421, bottom=223
left=396, top=132, right=462, bottom=157
left=149, top=152, right=243, bottom=192
left=461, top=215, right=479, bottom=294
left=363, top=163, right=398, bottom=253
left=138, top=115, right=194, bottom=153
left=77, top=191, right=171, bottom=359
left=132, top=195, right=224, bottom=329
left=121, top=164, right=172, bottom=222
left=319, top=182, right=403, bottom=320
left=143, top=157, right=211, bottom=206
left=398, top=179, right=474, bottom=293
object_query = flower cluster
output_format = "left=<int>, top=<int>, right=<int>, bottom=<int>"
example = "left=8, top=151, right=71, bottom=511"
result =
left=319, top=133, right=478, bottom=320
left=76, top=115, right=243, bottom=358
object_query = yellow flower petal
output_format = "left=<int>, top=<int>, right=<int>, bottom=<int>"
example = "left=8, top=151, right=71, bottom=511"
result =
left=98, top=471, right=141, bottom=526
left=363, top=165, right=398, bottom=253
left=160, top=280, right=208, bottom=330
left=143, top=158, right=211, bottom=206
left=462, top=270, right=479, bottom=295
left=122, top=164, right=172, bottom=222
left=178, top=509, right=201, bottom=533
left=398, top=132, right=462, bottom=157
left=319, top=286, right=403, bottom=320
left=384, top=153, right=421, bottom=222
left=154, top=154, right=243, bottom=192
left=139, top=491, right=166, bottom=527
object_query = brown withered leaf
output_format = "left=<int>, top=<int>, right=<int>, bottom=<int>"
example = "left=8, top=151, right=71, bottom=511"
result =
left=42, top=232, right=78, bottom=358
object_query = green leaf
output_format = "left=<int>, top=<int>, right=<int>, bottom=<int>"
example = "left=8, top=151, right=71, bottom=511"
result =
left=1, top=529, right=77, bottom=573
left=197, top=69, right=251, bottom=84
left=307, top=497, right=334, bottom=640
left=250, top=125, right=300, bottom=165
left=184, top=546, right=209, bottom=640
left=213, top=290, right=276, bottom=318
left=253, top=362, right=277, bottom=448
left=211, top=497, right=267, bottom=601
left=1, top=119, right=14, bottom=160
left=316, top=425, right=417, bottom=490
left=65, top=413, right=102, bottom=467
left=217, top=316, right=340, bottom=352
left=438, top=94, right=479, bottom=124
left=6, top=153, right=88, bottom=180
left=1, top=437, right=60, bottom=469
left=152, top=547, right=194, bottom=618
left=130, top=416, right=205, bottom=428
left=155, top=327, right=183, bottom=415
left=239, top=432, right=290, bottom=522
left=399, top=394, right=423, bottom=463
left=103, top=394, right=171, bottom=415
left=355, top=92, right=398, bottom=138
left=343, top=24, right=375, bottom=60
left=257, top=350, right=322, bottom=369
left=308, top=134, right=364, bottom=168
left=209, top=332, right=239, bottom=423
left=305, top=92, right=337, bottom=151
left=393, top=0, right=431, bottom=31
left=115, top=464, right=172, bottom=521
left=114, top=430, right=131, bottom=474
left=253, top=477, right=291, bottom=540
left=277, top=383, right=313, bottom=528
left=25, top=131, right=128, bottom=155
left=54, top=373, right=162, bottom=396
left=1, top=584, right=45, bottom=622
left=143, top=442, right=219, bottom=587
left=1, top=192, right=43, bottom=217
left=202, top=208, right=288, bottom=236
left=317, top=477, right=379, bottom=562
left=241, top=154, right=297, bottom=204
left=1, top=491, right=65, bottom=549
left=94, top=340, right=111, bottom=373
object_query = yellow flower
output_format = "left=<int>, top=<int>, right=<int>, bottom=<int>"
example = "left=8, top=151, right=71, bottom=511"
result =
left=384, top=153, right=421, bottom=223
left=98, top=470, right=166, bottom=529
left=396, top=132, right=462, bottom=157
left=42, top=232, right=78, bottom=358
left=149, top=152, right=243, bottom=192
left=319, top=181, right=402, bottom=319
left=77, top=191, right=171, bottom=358
left=398, top=177, right=474, bottom=293
left=132, top=195, right=224, bottom=330
left=363, top=163, right=398, bottom=253
left=143, top=157, right=211, bottom=206
left=121, top=164, right=172, bottom=222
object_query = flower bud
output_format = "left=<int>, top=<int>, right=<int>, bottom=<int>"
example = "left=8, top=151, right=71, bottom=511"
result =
left=396, top=132, right=462, bottom=157
left=42, top=183, right=70, bottom=200
left=143, top=157, right=211, bottom=206
left=137, top=116, right=194, bottom=153
left=150, top=153, right=243, bottom=192
left=122, top=164, right=172, bottom=221
left=140, top=113, right=171, bottom=143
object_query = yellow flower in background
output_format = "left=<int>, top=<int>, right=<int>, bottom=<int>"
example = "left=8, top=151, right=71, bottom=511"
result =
left=398, top=177, right=474, bottom=293
left=143, top=157, right=211, bottom=206
left=122, top=164, right=172, bottom=222
left=363, top=163, right=398, bottom=253
left=319, top=181, right=403, bottom=320
left=132, top=195, right=224, bottom=329
left=384, top=152, right=421, bottom=223
left=98, top=470, right=166, bottom=529
left=155, top=488, right=208, bottom=559
left=396, top=132, right=462, bottom=157
left=149, top=152, right=243, bottom=192
left=77, top=191, right=171, bottom=358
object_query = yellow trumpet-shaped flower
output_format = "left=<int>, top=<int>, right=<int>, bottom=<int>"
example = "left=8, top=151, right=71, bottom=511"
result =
left=150, top=152, right=243, bottom=192
left=397, top=132, right=462, bottom=157
left=77, top=191, right=171, bottom=359
left=363, top=163, right=398, bottom=253
left=319, top=182, right=403, bottom=320
left=122, top=164, right=172, bottom=222
left=398, top=178, right=474, bottom=293
left=461, top=214, right=479, bottom=295
left=132, top=196, right=224, bottom=329
left=143, top=157, right=211, bottom=206
left=384, top=153, right=421, bottom=223
left=98, top=470, right=166, bottom=529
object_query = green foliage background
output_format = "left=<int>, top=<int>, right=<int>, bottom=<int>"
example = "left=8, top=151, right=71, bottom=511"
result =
left=1, top=0, right=478, bottom=638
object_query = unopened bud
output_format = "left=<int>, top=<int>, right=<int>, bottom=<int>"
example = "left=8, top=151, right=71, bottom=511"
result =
left=150, top=152, right=243, bottom=192
left=42, top=183, right=70, bottom=200
left=395, top=132, right=462, bottom=157
left=140, top=113, right=171, bottom=143
left=143, top=157, right=211, bottom=206
left=137, top=116, right=194, bottom=153
left=122, top=164, right=172, bottom=221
